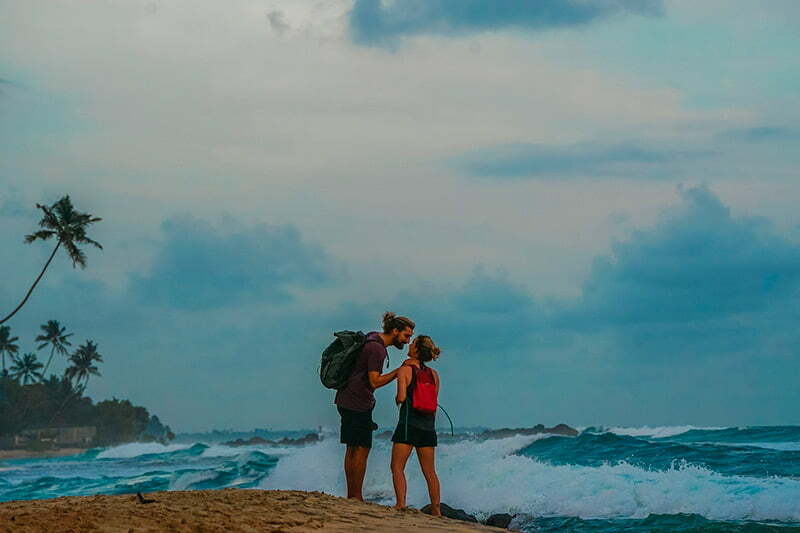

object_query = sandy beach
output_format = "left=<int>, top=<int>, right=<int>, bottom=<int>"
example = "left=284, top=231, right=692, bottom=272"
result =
left=0, top=448, right=87, bottom=460
left=0, top=489, right=506, bottom=532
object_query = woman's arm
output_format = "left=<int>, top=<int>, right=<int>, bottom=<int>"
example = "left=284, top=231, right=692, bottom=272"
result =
left=395, top=366, right=412, bottom=405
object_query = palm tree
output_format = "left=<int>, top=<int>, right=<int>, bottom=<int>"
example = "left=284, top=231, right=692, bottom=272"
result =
left=65, top=340, right=103, bottom=393
left=10, top=353, right=44, bottom=384
left=0, top=196, right=102, bottom=325
left=0, top=325, right=19, bottom=375
left=35, top=320, right=73, bottom=378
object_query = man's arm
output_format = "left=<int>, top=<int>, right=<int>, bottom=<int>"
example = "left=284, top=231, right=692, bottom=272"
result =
left=367, top=358, right=419, bottom=390
left=368, top=368, right=399, bottom=390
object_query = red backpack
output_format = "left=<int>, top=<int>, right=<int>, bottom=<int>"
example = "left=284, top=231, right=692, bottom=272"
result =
left=411, top=365, right=437, bottom=414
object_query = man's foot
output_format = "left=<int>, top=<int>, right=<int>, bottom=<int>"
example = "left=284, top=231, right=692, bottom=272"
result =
left=430, top=504, right=442, bottom=517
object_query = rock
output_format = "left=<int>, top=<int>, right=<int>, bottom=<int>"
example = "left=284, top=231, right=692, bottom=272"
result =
left=485, top=513, right=514, bottom=528
left=276, top=433, right=319, bottom=446
left=479, top=423, right=578, bottom=439
left=550, top=424, right=578, bottom=436
left=223, top=433, right=320, bottom=447
left=136, top=492, right=156, bottom=504
left=421, top=503, right=478, bottom=523
left=223, top=436, right=274, bottom=447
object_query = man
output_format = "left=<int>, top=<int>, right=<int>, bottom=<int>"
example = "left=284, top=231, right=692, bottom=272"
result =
left=335, top=312, right=416, bottom=500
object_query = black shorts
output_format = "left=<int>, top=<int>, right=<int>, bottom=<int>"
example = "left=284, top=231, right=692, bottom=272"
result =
left=338, top=406, right=378, bottom=449
left=391, top=423, right=437, bottom=448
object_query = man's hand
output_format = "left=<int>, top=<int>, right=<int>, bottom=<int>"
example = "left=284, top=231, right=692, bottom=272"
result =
left=402, top=358, right=420, bottom=368
left=368, top=368, right=398, bottom=389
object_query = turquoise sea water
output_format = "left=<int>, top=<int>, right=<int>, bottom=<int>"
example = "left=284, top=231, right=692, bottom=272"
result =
left=2, top=425, right=800, bottom=532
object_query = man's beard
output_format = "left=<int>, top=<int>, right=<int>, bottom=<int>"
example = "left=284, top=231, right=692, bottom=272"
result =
left=392, top=339, right=405, bottom=349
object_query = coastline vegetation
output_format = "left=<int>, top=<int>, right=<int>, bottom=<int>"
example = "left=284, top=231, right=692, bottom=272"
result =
left=0, top=196, right=173, bottom=450
left=0, top=322, right=174, bottom=448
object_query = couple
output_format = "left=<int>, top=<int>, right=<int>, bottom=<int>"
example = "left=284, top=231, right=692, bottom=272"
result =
left=334, top=312, right=442, bottom=516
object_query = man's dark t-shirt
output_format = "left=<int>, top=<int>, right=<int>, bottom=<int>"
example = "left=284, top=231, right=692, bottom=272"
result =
left=334, top=332, right=387, bottom=412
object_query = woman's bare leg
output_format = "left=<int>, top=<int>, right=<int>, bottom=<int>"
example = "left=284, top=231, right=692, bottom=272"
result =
left=391, top=443, right=414, bottom=509
left=416, top=446, right=441, bottom=516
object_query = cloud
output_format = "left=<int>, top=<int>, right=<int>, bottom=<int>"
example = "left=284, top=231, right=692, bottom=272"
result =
left=453, top=267, right=534, bottom=314
left=387, top=267, right=546, bottom=354
left=267, top=10, right=290, bottom=35
left=0, top=187, right=30, bottom=218
left=3, top=1, right=799, bottom=427
left=568, top=185, right=800, bottom=327
left=717, top=126, right=800, bottom=143
left=131, top=216, right=336, bottom=310
left=456, top=141, right=711, bottom=179
left=350, top=0, right=664, bottom=46
left=3, top=188, right=800, bottom=429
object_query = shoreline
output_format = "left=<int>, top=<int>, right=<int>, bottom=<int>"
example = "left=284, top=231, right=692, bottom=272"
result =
left=0, top=488, right=505, bottom=532
left=0, top=448, right=87, bottom=461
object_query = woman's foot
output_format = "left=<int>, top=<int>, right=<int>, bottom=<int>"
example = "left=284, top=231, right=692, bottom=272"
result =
left=429, top=504, right=442, bottom=517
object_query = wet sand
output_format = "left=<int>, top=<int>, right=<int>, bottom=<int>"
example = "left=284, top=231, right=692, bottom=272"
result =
left=0, top=488, right=505, bottom=532
left=0, top=448, right=86, bottom=460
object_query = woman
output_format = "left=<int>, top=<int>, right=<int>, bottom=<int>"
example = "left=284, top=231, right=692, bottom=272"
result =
left=390, top=335, right=441, bottom=516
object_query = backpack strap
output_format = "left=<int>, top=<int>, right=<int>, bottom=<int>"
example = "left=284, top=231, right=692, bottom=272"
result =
left=362, top=336, right=390, bottom=368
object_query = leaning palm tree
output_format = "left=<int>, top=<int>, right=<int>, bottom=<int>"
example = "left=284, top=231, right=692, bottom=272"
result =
left=10, top=353, right=44, bottom=385
left=0, top=196, right=102, bottom=325
left=0, top=325, right=20, bottom=375
left=65, top=340, right=103, bottom=393
left=35, top=320, right=73, bottom=378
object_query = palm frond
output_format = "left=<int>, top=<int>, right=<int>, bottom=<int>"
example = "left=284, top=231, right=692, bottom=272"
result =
left=63, top=240, right=88, bottom=268
left=24, top=230, right=56, bottom=243
left=74, top=235, right=104, bottom=250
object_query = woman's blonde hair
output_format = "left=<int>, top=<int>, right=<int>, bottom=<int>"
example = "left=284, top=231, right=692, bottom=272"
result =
left=414, top=335, right=440, bottom=363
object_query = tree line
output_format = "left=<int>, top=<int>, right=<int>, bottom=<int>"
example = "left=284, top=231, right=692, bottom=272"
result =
left=1, top=321, right=100, bottom=388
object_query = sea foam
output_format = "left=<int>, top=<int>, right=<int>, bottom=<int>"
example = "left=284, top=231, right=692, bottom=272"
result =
left=96, top=442, right=192, bottom=459
left=259, top=434, right=800, bottom=522
left=602, top=426, right=724, bottom=439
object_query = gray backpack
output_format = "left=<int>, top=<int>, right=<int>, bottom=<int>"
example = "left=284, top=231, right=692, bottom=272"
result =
left=319, top=331, right=376, bottom=390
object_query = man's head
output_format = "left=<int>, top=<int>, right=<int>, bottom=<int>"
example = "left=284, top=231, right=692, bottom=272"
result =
left=381, top=311, right=415, bottom=349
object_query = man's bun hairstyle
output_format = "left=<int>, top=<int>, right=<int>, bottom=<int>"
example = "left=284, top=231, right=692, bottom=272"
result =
left=382, top=311, right=416, bottom=334
left=414, top=335, right=440, bottom=363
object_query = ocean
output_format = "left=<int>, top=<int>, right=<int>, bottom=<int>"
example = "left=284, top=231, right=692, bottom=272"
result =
left=2, top=425, right=799, bottom=532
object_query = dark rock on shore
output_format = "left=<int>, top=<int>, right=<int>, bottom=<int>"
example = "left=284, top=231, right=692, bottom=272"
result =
left=421, top=503, right=519, bottom=530
left=479, top=423, right=578, bottom=439
left=223, top=433, right=319, bottom=447
left=485, top=513, right=514, bottom=528
left=421, top=503, right=478, bottom=523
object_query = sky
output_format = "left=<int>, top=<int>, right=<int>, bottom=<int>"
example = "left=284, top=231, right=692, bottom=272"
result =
left=1, top=0, right=799, bottom=432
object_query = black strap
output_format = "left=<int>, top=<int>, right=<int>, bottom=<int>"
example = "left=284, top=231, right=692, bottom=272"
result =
left=438, top=404, right=455, bottom=436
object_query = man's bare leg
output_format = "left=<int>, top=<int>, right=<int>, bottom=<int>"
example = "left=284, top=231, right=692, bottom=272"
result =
left=344, top=445, right=370, bottom=500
